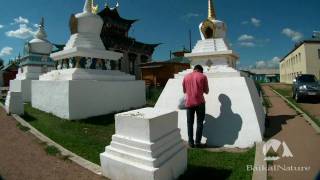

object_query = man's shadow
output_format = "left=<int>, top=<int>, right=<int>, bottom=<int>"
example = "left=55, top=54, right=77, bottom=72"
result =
left=203, top=94, right=243, bottom=147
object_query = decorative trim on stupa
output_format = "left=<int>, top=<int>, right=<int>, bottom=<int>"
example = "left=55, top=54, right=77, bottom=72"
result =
left=35, top=17, right=47, bottom=40
left=50, top=0, right=122, bottom=61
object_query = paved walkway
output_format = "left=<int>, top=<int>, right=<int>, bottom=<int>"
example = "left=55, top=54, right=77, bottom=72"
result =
left=0, top=108, right=105, bottom=180
left=263, top=85, right=320, bottom=180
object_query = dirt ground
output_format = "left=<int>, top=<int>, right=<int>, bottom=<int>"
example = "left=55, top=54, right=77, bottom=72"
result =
left=0, top=107, right=105, bottom=180
left=263, top=85, right=320, bottom=180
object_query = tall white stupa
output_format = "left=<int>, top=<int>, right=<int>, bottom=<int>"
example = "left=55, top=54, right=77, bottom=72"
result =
left=155, top=0, right=265, bottom=148
left=9, top=18, right=55, bottom=102
left=31, top=0, right=146, bottom=120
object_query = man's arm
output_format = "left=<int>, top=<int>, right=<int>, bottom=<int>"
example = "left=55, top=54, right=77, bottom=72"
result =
left=182, top=78, right=186, bottom=93
left=204, top=76, right=209, bottom=94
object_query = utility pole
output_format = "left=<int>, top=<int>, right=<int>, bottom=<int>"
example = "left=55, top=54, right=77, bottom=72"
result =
left=189, top=30, right=192, bottom=52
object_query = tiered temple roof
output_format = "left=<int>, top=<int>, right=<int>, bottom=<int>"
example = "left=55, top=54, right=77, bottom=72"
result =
left=98, top=6, right=159, bottom=56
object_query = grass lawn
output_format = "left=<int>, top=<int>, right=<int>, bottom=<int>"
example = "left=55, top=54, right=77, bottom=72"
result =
left=20, top=103, right=255, bottom=180
left=270, top=85, right=320, bottom=127
left=146, top=86, right=164, bottom=106
left=180, top=148, right=255, bottom=180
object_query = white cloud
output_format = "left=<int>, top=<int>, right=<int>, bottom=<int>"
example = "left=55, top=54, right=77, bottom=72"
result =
left=5, top=24, right=36, bottom=39
left=255, top=61, right=266, bottom=69
left=241, top=17, right=261, bottom=27
left=254, top=56, right=280, bottom=69
left=0, top=47, right=13, bottom=57
left=13, top=16, right=29, bottom=24
left=241, top=21, right=249, bottom=25
left=181, top=13, right=201, bottom=21
left=34, top=24, right=39, bottom=28
left=282, top=28, right=303, bottom=42
left=251, top=18, right=261, bottom=27
left=238, top=34, right=255, bottom=41
left=0, top=24, right=3, bottom=29
left=240, top=42, right=256, bottom=47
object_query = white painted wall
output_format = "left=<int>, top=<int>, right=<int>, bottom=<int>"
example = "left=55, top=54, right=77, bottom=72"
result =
left=32, top=80, right=146, bottom=120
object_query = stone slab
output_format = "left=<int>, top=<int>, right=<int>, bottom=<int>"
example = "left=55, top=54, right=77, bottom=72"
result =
left=100, top=108, right=187, bottom=180
left=5, top=91, right=24, bottom=115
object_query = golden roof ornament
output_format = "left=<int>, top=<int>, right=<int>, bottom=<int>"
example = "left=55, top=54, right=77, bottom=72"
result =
left=208, top=0, right=216, bottom=20
left=83, top=0, right=93, bottom=13
left=92, top=0, right=99, bottom=14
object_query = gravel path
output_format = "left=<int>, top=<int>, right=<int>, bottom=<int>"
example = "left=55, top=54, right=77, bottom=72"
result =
left=263, top=85, right=320, bottom=180
left=0, top=107, right=105, bottom=180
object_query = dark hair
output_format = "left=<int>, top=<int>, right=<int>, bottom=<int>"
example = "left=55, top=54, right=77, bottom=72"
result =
left=194, top=65, right=204, bottom=73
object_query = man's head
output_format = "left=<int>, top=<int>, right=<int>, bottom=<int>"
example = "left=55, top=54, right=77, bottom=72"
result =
left=194, top=65, right=204, bottom=73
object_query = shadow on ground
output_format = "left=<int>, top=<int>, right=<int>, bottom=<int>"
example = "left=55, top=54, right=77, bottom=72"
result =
left=264, top=115, right=297, bottom=138
left=298, top=97, right=320, bottom=104
left=21, top=112, right=37, bottom=122
left=78, top=113, right=115, bottom=126
left=179, top=165, right=232, bottom=180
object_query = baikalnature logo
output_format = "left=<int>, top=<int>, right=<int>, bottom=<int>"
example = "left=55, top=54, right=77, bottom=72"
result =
left=263, top=139, right=293, bottom=161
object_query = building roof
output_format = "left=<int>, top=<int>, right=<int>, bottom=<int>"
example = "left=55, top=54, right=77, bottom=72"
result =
left=249, top=68, right=279, bottom=75
left=98, top=7, right=137, bottom=26
left=280, top=39, right=320, bottom=62
left=165, top=56, right=191, bottom=64
left=1, top=62, right=19, bottom=71
left=140, top=60, right=190, bottom=68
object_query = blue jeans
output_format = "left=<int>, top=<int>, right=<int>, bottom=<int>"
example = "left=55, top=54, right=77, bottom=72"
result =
left=187, top=103, right=205, bottom=145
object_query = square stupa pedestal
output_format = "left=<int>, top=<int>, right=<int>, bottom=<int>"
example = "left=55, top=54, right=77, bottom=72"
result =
left=31, top=69, right=146, bottom=120
left=5, top=91, right=24, bottom=115
left=10, top=66, right=55, bottom=102
left=10, top=80, right=31, bottom=103
left=100, top=108, right=187, bottom=180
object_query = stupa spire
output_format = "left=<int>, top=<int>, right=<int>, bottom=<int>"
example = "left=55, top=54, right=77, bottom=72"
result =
left=208, top=0, right=216, bottom=20
left=83, top=0, right=93, bottom=13
left=35, top=17, right=47, bottom=40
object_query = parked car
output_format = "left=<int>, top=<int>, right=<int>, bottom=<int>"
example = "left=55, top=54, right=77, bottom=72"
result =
left=292, top=74, right=320, bottom=102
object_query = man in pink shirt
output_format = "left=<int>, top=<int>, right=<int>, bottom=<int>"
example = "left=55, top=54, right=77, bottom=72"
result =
left=182, top=65, right=209, bottom=148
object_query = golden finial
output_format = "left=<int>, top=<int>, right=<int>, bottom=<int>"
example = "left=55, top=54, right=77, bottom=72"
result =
left=92, top=1, right=99, bottom=14
left=208, top=0, right=216, bottom=20
left=84, top=0, right=93, bottom=13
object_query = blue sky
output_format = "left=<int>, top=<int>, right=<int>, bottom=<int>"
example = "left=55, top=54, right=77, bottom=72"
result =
left=0, top=0, right=319, bottom=69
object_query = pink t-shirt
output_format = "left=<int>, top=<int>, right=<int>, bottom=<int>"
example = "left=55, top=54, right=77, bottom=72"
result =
left=182, top=71, right=209, bottom=108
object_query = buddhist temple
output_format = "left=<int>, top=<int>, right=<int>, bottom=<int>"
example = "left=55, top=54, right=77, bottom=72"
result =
left=98, top=3, right=159, bottom=79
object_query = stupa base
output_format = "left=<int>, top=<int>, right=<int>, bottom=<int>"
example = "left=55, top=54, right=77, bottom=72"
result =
left=32, top=72, right=146, bottom=120
left=155, top=69, right=265, bottom=148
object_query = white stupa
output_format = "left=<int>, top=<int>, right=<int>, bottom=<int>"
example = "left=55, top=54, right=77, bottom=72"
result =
left=155, top=0, right=265, bottom=148
left=9, top=18, right=55, bottom=102
left=31, top=0, right=146, bottom=120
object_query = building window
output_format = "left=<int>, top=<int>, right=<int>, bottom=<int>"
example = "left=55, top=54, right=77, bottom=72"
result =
left=299, top=53, right=301, bottom=63
left=128, top=53, right=137, bottom=75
